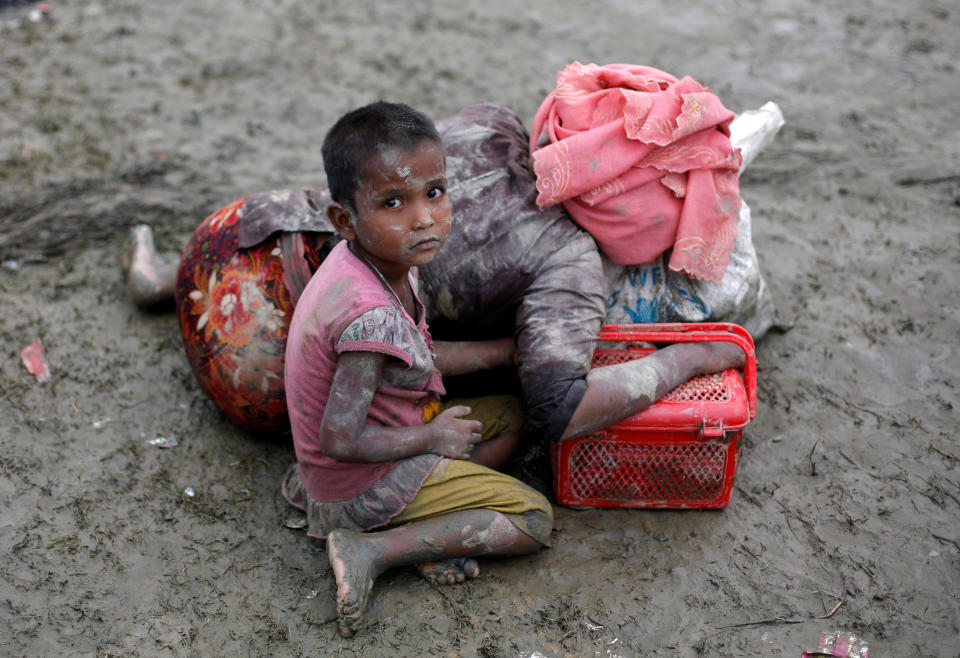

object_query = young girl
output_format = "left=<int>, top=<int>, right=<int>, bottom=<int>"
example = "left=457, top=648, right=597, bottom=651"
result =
left=281, top=102, right=553, bottom=637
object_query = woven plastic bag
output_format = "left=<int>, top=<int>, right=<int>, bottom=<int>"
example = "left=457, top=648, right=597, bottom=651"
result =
left=600, top=103, right=783, bottom=339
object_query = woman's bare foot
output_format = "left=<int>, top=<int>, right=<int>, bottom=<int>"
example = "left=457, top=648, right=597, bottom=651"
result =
left=326, top=529, right=385, bottom=637
left=123, top=224, right=179, bottom=307
left=415, top=557, right=480, bottom=585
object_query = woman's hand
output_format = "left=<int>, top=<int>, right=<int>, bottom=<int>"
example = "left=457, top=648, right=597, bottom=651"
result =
left=432, top=337, right=518, bottom=376
left=427, top=405, right=483, bottom=459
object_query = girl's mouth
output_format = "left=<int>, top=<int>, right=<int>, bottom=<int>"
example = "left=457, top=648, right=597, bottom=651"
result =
left=410, top=236, right=441, bottom=251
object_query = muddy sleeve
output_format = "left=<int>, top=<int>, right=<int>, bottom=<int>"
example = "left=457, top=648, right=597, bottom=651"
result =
left=424, top=103, right=606, bottom=443
left=515, top=233, right=604, bottom=441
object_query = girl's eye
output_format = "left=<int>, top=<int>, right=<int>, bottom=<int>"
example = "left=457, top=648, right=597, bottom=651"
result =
left=384, top=198, right=401, bottom=209
left=427, top=186, right=445, bottom=199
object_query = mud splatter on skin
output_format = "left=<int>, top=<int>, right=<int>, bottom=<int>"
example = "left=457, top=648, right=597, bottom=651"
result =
left=586, top=358, right=662, bottom=403
left=460, top=513, right=519, bottom=552
left=418, top=536, right=446, bottom=553
left=327, top=383, right=374, bottom=433
left=360, top=145, right=402, bottom=186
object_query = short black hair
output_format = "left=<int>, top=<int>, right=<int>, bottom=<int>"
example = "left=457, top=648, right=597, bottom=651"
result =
left=322, top=101, right=442, bottom=212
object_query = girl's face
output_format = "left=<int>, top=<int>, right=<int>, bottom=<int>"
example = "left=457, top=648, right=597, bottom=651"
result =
left=342, top=140, right=452, bottom=281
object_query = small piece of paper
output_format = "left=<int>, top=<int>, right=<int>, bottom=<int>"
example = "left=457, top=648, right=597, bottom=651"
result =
left=147, top=436, right=178, bottom=449
left=21, top=339, right=50, bottom=383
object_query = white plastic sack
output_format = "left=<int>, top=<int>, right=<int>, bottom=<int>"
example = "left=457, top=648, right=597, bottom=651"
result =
left=601, top=102, right=783, bottom=338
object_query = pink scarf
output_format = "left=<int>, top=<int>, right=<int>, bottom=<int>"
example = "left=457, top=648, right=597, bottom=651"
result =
left=530, top=63, right=742, bottom=283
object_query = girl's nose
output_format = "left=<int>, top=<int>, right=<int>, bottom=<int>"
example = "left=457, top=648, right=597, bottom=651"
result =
left=413, top=207, right=435, bottom=230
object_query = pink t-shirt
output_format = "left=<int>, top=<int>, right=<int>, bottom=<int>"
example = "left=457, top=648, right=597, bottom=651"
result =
left=284, top=240, right=445, bottom=502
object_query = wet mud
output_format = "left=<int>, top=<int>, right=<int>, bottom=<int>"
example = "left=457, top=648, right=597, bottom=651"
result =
left=1, top=0, right=958, bottom=655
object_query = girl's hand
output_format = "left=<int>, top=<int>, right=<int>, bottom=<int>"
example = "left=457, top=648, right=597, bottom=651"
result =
left=427, top=405, right=483, bottom=459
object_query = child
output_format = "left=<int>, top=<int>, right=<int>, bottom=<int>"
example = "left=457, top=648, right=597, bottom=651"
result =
left=281, top=102, right=553, bottom=637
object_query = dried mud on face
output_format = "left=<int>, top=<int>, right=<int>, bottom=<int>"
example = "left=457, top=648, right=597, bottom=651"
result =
left=1, top=1, right=958, bottom=656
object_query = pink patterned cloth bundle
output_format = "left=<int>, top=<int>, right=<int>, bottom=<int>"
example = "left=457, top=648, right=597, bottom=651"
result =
left=530, top=62, right=742, bottom=283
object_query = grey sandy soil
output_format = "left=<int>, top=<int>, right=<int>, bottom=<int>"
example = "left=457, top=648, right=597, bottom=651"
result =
left=1, top=1, right=958, bottom=655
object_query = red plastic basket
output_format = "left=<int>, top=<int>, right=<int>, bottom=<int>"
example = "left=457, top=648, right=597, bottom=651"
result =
left=551, top=323, right=757, bottom=509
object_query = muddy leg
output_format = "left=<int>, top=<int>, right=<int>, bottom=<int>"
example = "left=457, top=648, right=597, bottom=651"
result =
left=122, top=224, right=179, bottom=307
left=326, top=508, right=543, bottom=636
left=416, top=432, right=522, bottom=587
left=561, top=341, right=746, bottom=440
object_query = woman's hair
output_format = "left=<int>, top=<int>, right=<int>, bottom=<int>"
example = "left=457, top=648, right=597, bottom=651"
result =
left=322, top=101, right=442, bottom=212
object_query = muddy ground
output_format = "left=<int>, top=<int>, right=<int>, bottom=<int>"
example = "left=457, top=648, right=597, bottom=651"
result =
left=1, top=0, right=958, bottom=656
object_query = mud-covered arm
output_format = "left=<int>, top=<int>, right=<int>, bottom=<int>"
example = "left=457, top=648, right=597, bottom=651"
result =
left=319, top=351, right=484, bottom=461
left=560, top=341, right=746, bottom=440
left=432, top=338, right=516, bottom=377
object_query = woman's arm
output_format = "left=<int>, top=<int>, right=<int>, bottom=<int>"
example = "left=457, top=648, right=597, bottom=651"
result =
left=560, top=341, right=746, bottom=440
left=319, top=351, right=484, bottom=462
left=432, top=337, right=516, bottom=376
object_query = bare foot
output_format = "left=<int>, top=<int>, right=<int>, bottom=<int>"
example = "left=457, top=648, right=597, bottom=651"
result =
left=122, top=225, right=156, bottom=274
left=123, top=225, right=178, bottom=307
left=326, top=529, right=384, bottom=637
left=415, top=557, right=480, bottom=585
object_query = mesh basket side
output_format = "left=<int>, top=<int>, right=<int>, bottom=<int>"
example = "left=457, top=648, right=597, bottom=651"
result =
left=567, top=439, right=728, bottom=503
left=662, top=372, right=730, bottom=402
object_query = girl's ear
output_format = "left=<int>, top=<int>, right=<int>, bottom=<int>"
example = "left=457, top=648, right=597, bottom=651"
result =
left=327, top=202, right=356, bottom=241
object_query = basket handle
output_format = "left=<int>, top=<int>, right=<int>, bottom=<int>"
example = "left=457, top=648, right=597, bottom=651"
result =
left=596, top=323, right=757, bottom=419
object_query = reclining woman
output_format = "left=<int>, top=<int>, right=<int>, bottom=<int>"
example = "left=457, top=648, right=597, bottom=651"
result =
left=124, top=62, right=778, bottom=450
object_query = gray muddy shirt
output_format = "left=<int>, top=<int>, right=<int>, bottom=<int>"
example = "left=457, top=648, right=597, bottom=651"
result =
left=424, top=103, right=605, bottom=441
